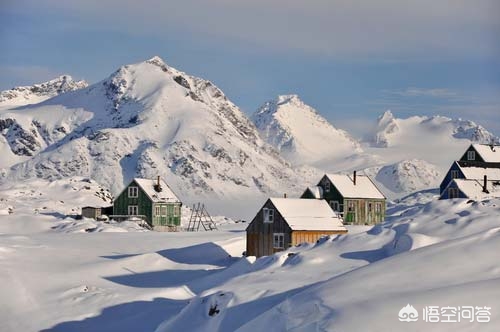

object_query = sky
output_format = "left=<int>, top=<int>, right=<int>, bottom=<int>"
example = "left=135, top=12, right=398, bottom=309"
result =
left=1, top=0, right=500, bottom=136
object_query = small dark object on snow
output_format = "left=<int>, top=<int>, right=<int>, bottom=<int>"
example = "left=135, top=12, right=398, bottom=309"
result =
left=208, top=304, right=220, bottom=316
left=287, top=253, right=297, bottom=257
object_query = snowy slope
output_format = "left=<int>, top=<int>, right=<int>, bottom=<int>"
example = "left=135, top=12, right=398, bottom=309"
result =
left=363, top=159, right=442, bottom=199
left=252, top=95, right=362, bottom=166
left=0, top=75, right=88, bottom=108
left=251, top=103, right=497, bottom=199
left=158, top=196, right=500, bottom=332
left=0, top=76, right=90, bottom=169
left=1, top=183, right=500, bottom=331
left=349, top=110, right=500, bottom=198
left=0, top=176, right=112, bottom=217
left=1, top=57, right=317, bottom=216
left=370, top=110, right=498, bottom=148
left=364, top=110, right=499, bottom=171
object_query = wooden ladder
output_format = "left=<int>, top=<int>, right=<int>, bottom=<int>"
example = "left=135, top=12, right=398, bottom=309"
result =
left=187, top=203, right=218, bottom=231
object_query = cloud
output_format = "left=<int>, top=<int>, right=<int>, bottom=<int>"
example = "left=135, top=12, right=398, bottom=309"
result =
left=5, top=0, right=500, bottom=60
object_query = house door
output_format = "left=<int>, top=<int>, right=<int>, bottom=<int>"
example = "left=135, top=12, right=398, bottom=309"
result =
left=366, top=201, right=373, bottom=224
left=345, top=201, right=356, bottom=224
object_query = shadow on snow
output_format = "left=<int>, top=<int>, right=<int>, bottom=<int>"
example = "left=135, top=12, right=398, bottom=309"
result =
left=41, top=297, right=186, bottom=332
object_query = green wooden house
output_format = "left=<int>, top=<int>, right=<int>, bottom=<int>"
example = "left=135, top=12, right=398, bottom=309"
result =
left=113, top=176, right=182, bottom=231
left=302, top=172, right=386, bottom=225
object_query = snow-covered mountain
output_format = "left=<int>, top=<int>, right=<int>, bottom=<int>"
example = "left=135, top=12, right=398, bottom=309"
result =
left=370, top=110, right=498, bottom=148
left=358, top=110, right=500, bottom=198
left=252, top=95, right=362, bottom=166
left=1, top=57, right=314, bottom=211
left=363, top=159, right=441, bottom=199
left=0, top=75, right=88, bottom=108
left=2, top=63, right=499, bottom=203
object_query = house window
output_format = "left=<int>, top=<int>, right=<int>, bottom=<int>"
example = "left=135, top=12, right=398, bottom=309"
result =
left=451, top=170, right=459, bottom=179
left=263, top=208, right=274, bottom=223
left=324, top=181, right=330, bottom=193
left=375, top=202, right=382, bottom=213
left=368, top=202, right=372, bottom=212
left=174, top=205, right=180, bottom=216
left=273, top=233, right=285, bottom=248
left=467, top=150, right=475, bottom=161
left=448, top=188, right=459, bottom=199
left=128, top=205, right=138, bottom=215
left=128, top=186, right=139, bottom=198
left=329, top=201, right=340, bottom=211
left=155, top=205, right=162, bottom=216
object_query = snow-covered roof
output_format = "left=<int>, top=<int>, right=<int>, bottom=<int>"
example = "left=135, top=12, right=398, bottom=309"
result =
left=306, top=186, right=323, bottom=199
left=450, top=179, right=500, bottom=200
left=325, top=174, right=385, bottom=199
left=133, top=178, right=180, bottom=203
left=472, top=144, right=500, bottom=162
left=270, top=198, right=347, bottom=232
left=457, top=163, right=500, bottom=180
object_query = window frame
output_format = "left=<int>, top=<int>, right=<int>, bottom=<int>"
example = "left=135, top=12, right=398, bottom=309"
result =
left=155, top=205, right=162, bottom=216
left=128, top=205, right=138, bottom=215
left=324, top=180, right=330, bottom=193
left=467, top=150, right=475, bottom=161
left=450, top=170, right=459, bottom=179
left=263, top=208, right=274, bottom=223
left=448, top=187, right=459, bottom=199
left=128, top=186, right=139, bottom=198
left=273, top=233, right=285, bottom=249
left=329, top=200, right=340, bottom=211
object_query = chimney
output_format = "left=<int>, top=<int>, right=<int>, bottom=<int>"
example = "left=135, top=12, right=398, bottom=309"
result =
left=483, top=175, right=489, bottom=193
left=154, top=176, right=162, bottom=192
left=284, top=193, right=287, bottom=198
left=353, top=171, right=357, bottom=185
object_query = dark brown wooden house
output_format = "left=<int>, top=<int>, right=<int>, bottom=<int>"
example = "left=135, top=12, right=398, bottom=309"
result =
left=246, top=198, right=347, bottom=257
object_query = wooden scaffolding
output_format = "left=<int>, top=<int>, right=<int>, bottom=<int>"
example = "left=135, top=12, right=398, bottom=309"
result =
left=187, top=203, right=218, bottom=231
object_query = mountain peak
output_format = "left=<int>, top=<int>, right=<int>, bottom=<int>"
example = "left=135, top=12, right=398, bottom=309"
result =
left=369, top=111, right=499, bottom=148
left=146, top=55, right=167, bottom=66
left=252, top=95, right=362, bottom=165
left=254, top=94, right=311, bottom=118
left=0, top=75, right=88, bottom=105
left=276, top=94, right=301, bottom=105
left=378, top=110, right=395, bottom=124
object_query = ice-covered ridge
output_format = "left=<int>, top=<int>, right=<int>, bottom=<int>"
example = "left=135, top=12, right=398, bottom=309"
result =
left=252, top=94, right=362, bottom=166
left=0, top=75, right=88, bottom=107
left=0, top=57, right=315, bottom=213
